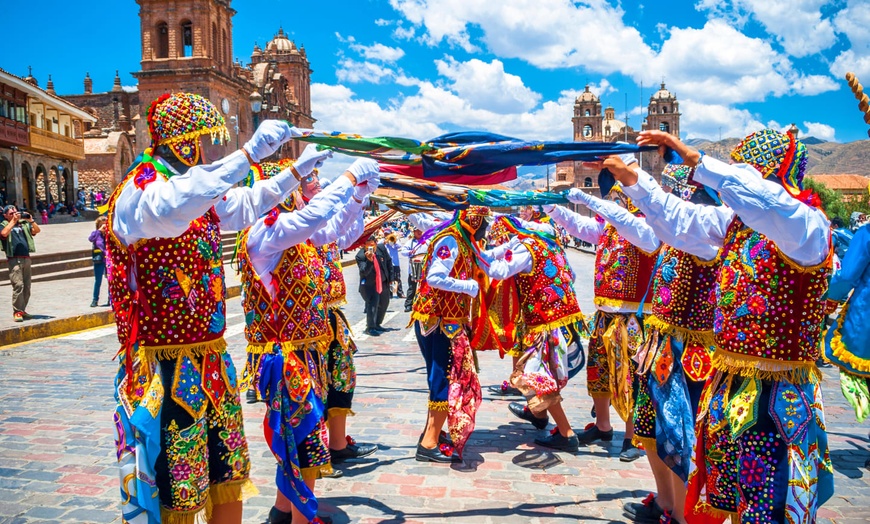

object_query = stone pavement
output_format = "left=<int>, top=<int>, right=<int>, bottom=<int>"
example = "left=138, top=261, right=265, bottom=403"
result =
left=0, top=250, right=868, bottom=523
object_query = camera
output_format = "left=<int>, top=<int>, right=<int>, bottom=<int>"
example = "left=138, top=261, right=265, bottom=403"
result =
left=20, top=212, right=31, bottom=220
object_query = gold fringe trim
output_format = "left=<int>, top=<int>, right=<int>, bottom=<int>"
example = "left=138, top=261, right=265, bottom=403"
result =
left=589, top=392, right=612, bottom=399
left=210, top=478, right=258, bottom=506
left=688, top=501, right=738, bottom=521
left=300, top=463, right=333, bottom=481
left=410, top=311, right=468, bottom=326
left=632, top=435, right=657, bottom=453
left=710, top=349, right=821, bottom=384
left=245, top=342, right=275, bottom=356
left=278, top=339, right=331, bottom=357
left=327, top=407, right=355, bottom=420
left=526, top=311, right=588, bottom=336
left=829, top=302, right=870, bottom=374
left=428, top=400, right=449, bottom=411
left=161, top=503, right=211, bottom=524
left=594, top=296, right=651, bottom=314
left=646, top=316, right=715, bottom=346
left=771, top=237, right=832, bottom=274
left=144, top=338, right=227, bottom=361
left=690, top=253, right=721, bottom=267
left=327, top=298, right=348, bottom=309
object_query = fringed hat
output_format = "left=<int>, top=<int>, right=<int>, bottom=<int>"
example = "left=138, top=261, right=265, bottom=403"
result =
left=147, top=93, right=230, bottom=167
left=661, top=163, right=697, bottom=202
left=487, top=215, right=513, bottom=247
left=459, top=205, right=491, bottom=232
left=731, top=129, right=817, bottom=206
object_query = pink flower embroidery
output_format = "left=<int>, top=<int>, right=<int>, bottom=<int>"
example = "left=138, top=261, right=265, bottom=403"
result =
left=171, top=463, right=192, bottom=481
left=746, top=295, right=767, bottom=316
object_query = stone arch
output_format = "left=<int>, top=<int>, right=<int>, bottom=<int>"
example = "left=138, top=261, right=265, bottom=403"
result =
left=35, top=163, right=50, bottom=207
left=584, top=177, right=593, bottom=187
left=20, top=161, right=35, bottom=211
left=155, top=21, right=170, bottom=58
left=0, top=155, right=12, bottom=207
left=180, top=19, right=194, bottom=57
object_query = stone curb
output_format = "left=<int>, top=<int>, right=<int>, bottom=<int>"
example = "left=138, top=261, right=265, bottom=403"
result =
left=0, top=258, right=358, bottom=346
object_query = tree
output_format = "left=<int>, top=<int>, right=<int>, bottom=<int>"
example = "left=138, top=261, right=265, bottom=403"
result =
left=803, top=178, right=870, bottom=223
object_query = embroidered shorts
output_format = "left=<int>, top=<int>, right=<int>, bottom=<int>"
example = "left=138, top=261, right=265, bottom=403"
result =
left=326, top=310, right=355, bottom=414
left=153, top=356, right=251, bottom=515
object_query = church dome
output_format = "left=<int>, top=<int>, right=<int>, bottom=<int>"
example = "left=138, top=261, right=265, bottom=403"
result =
left=652, top=82, right=674, bottom=100
left=576, top=85, right=599, bottom=103
left=266, top=28, right=298, bottom=53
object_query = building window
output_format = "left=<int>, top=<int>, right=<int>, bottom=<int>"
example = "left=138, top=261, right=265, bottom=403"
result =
left=222, top=29, right=229, bottom=67
left=584, top=177, right=593, bottom=187
left=583, top=125, right=593, bottom=138
left=156, top=22, right=169, bottom=58
left=662, top=106, right=668, bottom=114
left=660, top=122, right=670, bottom=133
left=181, top=20, right=194, bottom=57
left=212, top=23, right=218, bottom=62
left=584, top=109, right=590, bottom=117
left=557, top=172, right=567, bottom=182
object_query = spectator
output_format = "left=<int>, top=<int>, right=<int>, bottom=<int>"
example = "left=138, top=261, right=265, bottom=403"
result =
left=355, top=234, right=392, bottom=336
left=88, top=216, right=109, bottom=307
left=89, top=189, right=95, bottom=209
left=77, top=189, right=85, bottom=210
left=40, top=208, right=48, bottom=224
left=1, top=204, right=40, bottom=322
left=384, top=233, right=404, bottom=298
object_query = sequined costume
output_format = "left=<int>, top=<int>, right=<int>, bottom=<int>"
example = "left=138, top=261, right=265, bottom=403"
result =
left=238, top=166, right=367, bottom=523
left=410, top=206, right=489, bottom=457
left=622, top=130, right=835, bottom=524
left=825, top=223, right=870, bottom=421
left=546, top=193, right=659, bottom=423
left=482, top=215, right=585, bottom=413
left=109, top=94, right=306, bottom=524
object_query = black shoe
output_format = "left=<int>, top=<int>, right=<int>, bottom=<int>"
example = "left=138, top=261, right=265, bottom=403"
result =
left=418, top=430, right=454, bottom=447
left=488, top=382, right=522, bottom=396
left=415, top=442, right=461, bottom=463
left=330, top=436, right=378, bottom=464
left=404, top=307, right=413, bottom=312
left=620, top=439, right=644, bottom=462
left=508, top=401, right=549, bottom=430
left=623, top=494, right=663, bottom=522
left=576, top=422, right=614, bottom=445
left=376, top=325, right=396, bottom=332
left=90, top=300, right=98, bottom=308
left=534, top=429, right=580, bottom=452
left=363, top=329, right=380, bottom=336
left=267, top=506, right=292, bottom=524
left=245, top=388, right=258, bottom=404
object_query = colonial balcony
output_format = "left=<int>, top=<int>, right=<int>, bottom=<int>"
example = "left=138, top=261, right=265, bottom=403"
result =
left=0, top=117, right=29, bottom=148
left=25, top=126, right=85, bottom=161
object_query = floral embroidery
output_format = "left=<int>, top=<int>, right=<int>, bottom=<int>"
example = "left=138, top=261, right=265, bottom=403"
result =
left=133, top=164, right=157, bottom=190
left=739, top=453, right=768, bottom=487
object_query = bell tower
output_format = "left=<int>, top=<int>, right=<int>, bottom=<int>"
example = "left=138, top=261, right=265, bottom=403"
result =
left=643, top=82, right=680, bottom=175
left=572, top=85, right=602, bottom=141
left=134, top=0, right=257, bottom=160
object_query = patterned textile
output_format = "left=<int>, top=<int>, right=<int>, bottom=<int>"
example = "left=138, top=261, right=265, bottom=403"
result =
left=586, top=311, right=643, bottom=421
left=660, top=163, right=698, bottom=201
left=147, top=93, right=229, bottom=167
left=649, top=246, right=718, bottom=340
left=714, top=218, right=830, bottom=383
left=594, top=224, right=657, bottom=313
left=319, top=242, right=348, bottom=308
left=730, top=129, right=816, bottom=206
left=107, top=163, right=226, bottom=360
left=511, top=330, right=570, bottom=414
left=295, top=129, right=655, bottom=180
left=411, top=229, right=476, bottom=325
left=447, top=331, right=481, bottom=458
left=327, top=309, right=356, bottom=396
left=685, top=372, right=834, bottom=524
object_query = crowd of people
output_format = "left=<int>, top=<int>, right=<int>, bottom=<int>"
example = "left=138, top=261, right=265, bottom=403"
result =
left=100, top=91, right=868, bottom=524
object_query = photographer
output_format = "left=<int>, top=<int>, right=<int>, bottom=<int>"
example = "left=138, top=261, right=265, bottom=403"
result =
left=1, top=205, right=40, bottom=322
left=356, top=235, right=391, bottom=336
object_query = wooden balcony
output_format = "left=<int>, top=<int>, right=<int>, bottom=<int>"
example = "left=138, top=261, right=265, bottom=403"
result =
left=0, top=118, right=29, bottom=148
left=25, top=126, right=85, bottom=160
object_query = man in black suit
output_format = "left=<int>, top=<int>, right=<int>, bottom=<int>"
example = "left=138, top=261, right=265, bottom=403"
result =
left=356, top=235, right=392, bottom=336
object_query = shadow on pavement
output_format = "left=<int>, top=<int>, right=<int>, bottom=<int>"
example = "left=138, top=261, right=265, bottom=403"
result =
left=404, top=501, right=622, bottom=522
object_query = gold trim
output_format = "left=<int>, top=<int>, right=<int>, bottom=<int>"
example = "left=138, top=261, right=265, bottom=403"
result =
left=828, top=301, right=870, bottom=374
left=327, top=407, right=355, bottom=420
left=209, top=478, right=258, bottom=506
left=594, top=296, right=651, bottom=313
left=711, top=348, right=821, bottom=384
left=428, top=400, right=449, bottom=411
left=145, top=338, right=227, bottom=361
left=632, top=435, right=657, bottom=452
left=526, top=311, right=588, bottom=336
left=646, top=315, right=715, bottom=346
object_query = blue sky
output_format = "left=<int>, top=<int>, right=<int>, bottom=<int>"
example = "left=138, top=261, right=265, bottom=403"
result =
left=2, top=0, right=869, bottom=143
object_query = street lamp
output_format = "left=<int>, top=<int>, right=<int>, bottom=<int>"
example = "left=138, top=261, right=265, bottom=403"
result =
left=249, top=90, right=263, bottom=128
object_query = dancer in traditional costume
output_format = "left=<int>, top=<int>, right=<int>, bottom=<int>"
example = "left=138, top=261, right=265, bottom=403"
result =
left=612, top=129, right=834, bottom=524
left=411, top=206, right=489, bottom=463
left=615, top=164, right=721, bottom=524
left=543, top=161, right=659, bottom=462
left=824, top=220, right=870, bottom=423
left=108, top=93, right=310, bottom=524
left=479, top=214, right=586, bottom=452
left=238, top=159, right=380, bottom=524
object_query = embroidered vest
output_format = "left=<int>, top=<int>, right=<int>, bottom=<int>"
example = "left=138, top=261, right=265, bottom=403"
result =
left=106, top=164, right=226, bottom=356
left=239, top=233, right=329, bottom=350
left=651, top=246, right=719, bottom=336
left=593, top=224, right=657, bottom=312
left=411, top=229, right=476, bottom=324
left=318, top=241, right=347, bottom=309
left=713, top=218, right=830, bottom=382
left=514, top=236, right=583, bottom=333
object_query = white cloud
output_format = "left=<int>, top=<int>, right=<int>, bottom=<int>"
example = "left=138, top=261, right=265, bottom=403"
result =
left=374, top=18, right=392, bottom=27
left=803, top=121, right=837, bottom=141
left=695, top=0, right=837, bottom=57
left=350, top=42, right=406, bottom=63
left=834, top=0, right=870, bottom=50
left=335, top=59, right=396, bottom=84
left=434, top=57, right=541, bottom=113
left=678, top=99, right=765, bottom=140
left=831, top=49, right=870, bottom=81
